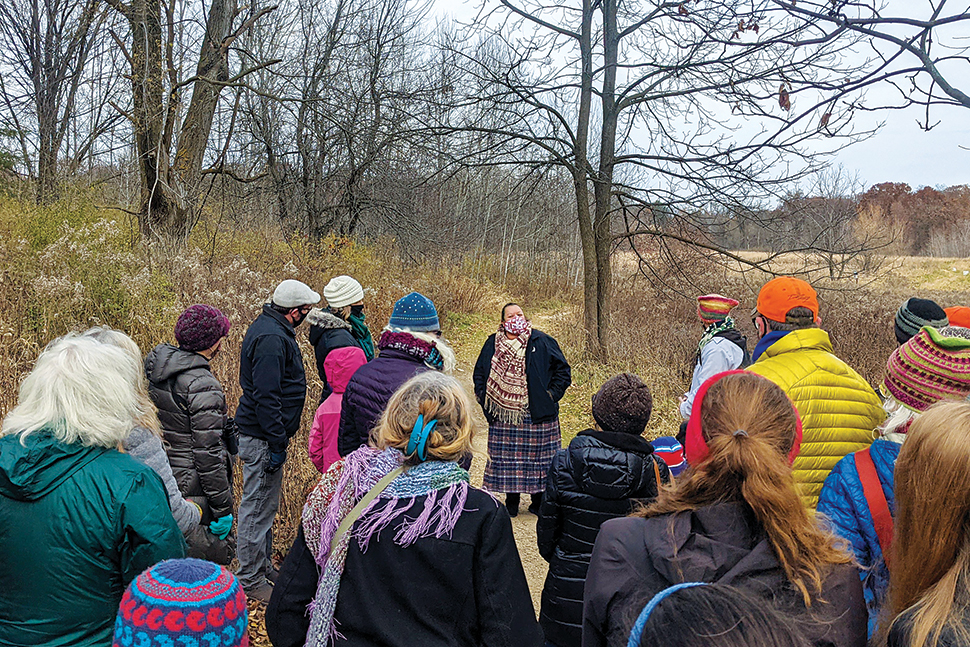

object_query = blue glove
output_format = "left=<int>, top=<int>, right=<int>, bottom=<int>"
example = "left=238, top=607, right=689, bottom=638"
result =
left=265, top=450, right=287, bottom=474
left=209, top=514, right=233, bottom=540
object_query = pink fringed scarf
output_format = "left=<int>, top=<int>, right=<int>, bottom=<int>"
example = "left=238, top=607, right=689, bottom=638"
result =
left=485, top=319, right=532, bottom=424
left=301, top=447, right=470, bottom=646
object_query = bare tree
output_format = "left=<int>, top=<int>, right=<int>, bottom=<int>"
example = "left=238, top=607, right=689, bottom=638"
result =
left=102, top=0, right=277, bottom=239
left=0, top=0, right=121, bottom=202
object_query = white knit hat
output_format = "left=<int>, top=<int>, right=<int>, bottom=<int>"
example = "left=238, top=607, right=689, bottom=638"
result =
left=324, top=275, right=364, bottom=309
left=272, top=279, right=321, bottom=308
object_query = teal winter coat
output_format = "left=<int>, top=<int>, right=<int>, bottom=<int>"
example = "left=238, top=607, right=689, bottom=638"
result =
left=0, top=431, right=185, bottom=646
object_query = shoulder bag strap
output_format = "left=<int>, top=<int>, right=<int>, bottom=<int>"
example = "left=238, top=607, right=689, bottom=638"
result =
left=653, top=458, right=663, bottom=490
left=329, top=466, right=405, bottom=556
left=854, top=448, right=894, bottom=567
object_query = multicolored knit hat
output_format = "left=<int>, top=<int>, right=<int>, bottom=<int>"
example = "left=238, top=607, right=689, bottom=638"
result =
left=895, top=298, right=948, bottom=345
left=113, top=559, right=249, bottom=647
left=882, top=326, right=970, bottom=413
left=696, top=294, right=740, bottom=324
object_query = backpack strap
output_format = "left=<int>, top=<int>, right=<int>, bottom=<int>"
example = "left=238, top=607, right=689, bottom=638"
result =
left=854, top=447, right=893, bottom=567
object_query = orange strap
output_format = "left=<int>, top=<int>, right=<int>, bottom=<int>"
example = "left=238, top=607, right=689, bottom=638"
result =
left=854, top=448, right=893, bottom=568
left=653, top=459, right=663, bottom=490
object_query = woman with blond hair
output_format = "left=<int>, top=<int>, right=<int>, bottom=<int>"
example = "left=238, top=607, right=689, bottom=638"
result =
left=0, top=334, right=184, bottom=646
left=267, top=371, right=541, bottom=647
left=884, top=401, right=970, bottom=647
left=583, top=370, right=866, bottom=647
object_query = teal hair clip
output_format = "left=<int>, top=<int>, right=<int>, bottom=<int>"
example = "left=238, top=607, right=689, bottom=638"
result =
left=406, top=414, right=437, bottom=462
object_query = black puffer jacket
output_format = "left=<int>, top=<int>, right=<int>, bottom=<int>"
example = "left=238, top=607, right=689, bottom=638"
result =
left=307, top=308, right=358, bottom=401
left=145, top=343, right=232, bottom=520
left=537, top=430, right=668, bottom=647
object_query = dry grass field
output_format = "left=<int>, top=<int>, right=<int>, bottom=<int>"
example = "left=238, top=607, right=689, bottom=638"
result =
left=0, top=196, right=967, bottom=644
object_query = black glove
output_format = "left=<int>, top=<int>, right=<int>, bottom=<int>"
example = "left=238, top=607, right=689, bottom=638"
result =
left=265, top=450, right=287, bottom=474
left=222, top=416, right=239, bottom=456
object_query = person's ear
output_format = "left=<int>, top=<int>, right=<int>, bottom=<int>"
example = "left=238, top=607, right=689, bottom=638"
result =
left=815, top=315, right=822, bottom=327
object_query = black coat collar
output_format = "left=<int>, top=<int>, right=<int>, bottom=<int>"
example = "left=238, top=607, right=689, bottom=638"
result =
left=577, top=429, right=655, bottom=455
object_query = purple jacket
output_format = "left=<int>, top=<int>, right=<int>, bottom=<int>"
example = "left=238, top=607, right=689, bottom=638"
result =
left=337, top=349, right=431, bottom=457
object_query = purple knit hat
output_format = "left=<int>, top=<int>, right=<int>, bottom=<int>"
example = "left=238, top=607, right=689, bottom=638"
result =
left=175, top=305, right=231, bottom=352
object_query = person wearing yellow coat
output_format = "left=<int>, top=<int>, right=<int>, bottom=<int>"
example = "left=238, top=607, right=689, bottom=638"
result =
left=748, top=277, right=885, bottom=509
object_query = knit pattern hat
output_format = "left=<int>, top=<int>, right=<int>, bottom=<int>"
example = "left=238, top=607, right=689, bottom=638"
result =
left=697, top=294, right=740, bottom=324
left=591, top=373, right=653, bottom=435
left=272, top=279, right=321, bottom=308
left=324, top=276, right=365, bottom=309
left=895, top=298, right=948, bottom=345
left=883, top=326, right=970, bottom=412
left=651, top=436, right=687, bottom=476
left=175, top=305, right=231, bottom=352
left=388, top=292, right=440, bottom=332
left=945, top=306, right=970, bottom=329
left=113, top=558, right=248, bottom=647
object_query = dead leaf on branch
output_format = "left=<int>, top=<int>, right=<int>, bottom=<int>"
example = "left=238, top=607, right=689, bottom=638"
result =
left=679, top=4, right=688, bottom=15
left=779, top=85, right=791, bottom=111
left=820, top=112, right=831, bottom=128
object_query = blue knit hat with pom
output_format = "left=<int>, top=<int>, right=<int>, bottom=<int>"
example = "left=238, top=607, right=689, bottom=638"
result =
left=112, top=558, right=248, bottom=647
left=388, top=292, right=440, bottom=332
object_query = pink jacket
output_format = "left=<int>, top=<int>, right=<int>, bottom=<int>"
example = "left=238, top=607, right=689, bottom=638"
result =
left=309, top=346, right=368, bottom=473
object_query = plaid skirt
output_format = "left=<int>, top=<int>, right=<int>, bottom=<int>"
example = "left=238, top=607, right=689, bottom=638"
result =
left=483, top=413, right=561, bottom=494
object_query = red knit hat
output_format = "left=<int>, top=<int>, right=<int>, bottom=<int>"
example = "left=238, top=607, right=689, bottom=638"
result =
left=685, top=370, right=802, bottom=466
left=696, top=294, right=740, bottom=324
left=175, top=304, right=231, bottom=352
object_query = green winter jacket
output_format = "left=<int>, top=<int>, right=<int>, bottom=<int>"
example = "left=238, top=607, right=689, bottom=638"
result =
left=0, top=431, right=186, bottom=646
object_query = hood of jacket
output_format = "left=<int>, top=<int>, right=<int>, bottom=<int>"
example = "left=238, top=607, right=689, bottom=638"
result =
left=324, top=346, right=368, bottom=394
left=758, top=328, right=833, bottom=359
left=567, top=429, right=656, bottom=500
left=0, top=432, right=106, bottom=501
left=308, top=309, right=351, bottom=344
left=641, top=502, right=777, bottom=586
left=145, top=343, right=211, bottom=384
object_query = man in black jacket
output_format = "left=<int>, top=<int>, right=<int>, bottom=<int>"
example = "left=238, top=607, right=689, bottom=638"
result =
left=235, top=279, right=320, bottom=602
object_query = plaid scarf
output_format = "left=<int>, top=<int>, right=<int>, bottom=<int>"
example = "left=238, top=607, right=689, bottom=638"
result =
left=485, top=322, right=531, bottom=424
left=302, top=447, right=470, bottom=646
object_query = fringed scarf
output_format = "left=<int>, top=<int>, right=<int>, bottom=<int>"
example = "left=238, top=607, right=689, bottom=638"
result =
left=485, top=322, right=532, bottom=424
left=301, top=446, right=470, bottom=646
left=377, top=329, right=456, bottom=373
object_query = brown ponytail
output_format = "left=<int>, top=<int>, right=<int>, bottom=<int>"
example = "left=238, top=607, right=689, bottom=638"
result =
left=635, top=373, right=852, bottom=605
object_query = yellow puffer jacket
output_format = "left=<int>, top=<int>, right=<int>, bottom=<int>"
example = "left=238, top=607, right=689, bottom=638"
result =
left=748, top=328, right=885, bottom=509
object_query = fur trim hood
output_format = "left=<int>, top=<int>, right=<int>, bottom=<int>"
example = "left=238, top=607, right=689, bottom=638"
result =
left=307, top=308, right=351, bottom=331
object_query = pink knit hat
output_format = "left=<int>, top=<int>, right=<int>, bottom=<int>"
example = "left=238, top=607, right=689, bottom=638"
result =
left=696, top=294, right=740, bottom=324
left=883, top=326, right=970, bottom=412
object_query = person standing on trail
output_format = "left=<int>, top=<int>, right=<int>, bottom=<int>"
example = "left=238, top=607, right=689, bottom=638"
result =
left=474, top=303, right=571, bottom=517
left=144, top=304, right=236, bottom=563
left=337, top=291, right=456, bottom=458
left=308, top=275, right=375, bottom=402
left=266, top=372, right=542, bottom=647
left=677, top=294, right=749, bottom=442
left=0, top=334, right=184, bottom=646
left=235, top=279, right=320, bottom=603
left=747, top=276, right=884, bottom=509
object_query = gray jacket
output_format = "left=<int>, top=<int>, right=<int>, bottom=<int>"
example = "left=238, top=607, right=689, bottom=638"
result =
left=123, top=426, right=200, bottom=533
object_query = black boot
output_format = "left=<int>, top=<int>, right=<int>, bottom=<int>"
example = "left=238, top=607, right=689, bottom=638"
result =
left=528, top=492, right=543, bottom=515
left=505, top=493, right=520, bottom=517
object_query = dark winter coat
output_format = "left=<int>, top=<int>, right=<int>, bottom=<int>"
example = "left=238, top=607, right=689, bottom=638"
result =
left=337, top=348, right=431, bottom=457
left=537, top=430, right=669, bottom=647
left=582, top=502, right=867, bottom=647
left=235, top=305, right=308, bottom=453
left=0, top=431, right=185, bottom=646
left=308, top=309, right=358, bottom=401
left=145, top=343, right=232, bottom=519
left=817, top=438, right=901, bottom=636
left=472, top=329, right=572, bottom=424
left=265, top=489, right=543, bottom=647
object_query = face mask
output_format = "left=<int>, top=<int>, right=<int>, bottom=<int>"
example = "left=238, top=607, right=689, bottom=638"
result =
left=503, top=314, right=529, bottom=335
left=293, top=310, right=309, bottom=327
left=351, top=304, right=364, bottom=318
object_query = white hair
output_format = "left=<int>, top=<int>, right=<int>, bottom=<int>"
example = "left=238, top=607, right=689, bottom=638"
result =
left=1, top=334, right=143, bottom=447
left=879, top=396, right=919, bottom=442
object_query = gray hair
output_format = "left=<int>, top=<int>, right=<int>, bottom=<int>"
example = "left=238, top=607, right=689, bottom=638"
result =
left=1, top=334, right=143, bottom=448
left=879, top=396, right=918, bottom=440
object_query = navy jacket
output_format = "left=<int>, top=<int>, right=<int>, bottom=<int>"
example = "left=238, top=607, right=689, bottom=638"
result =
left=337, top=348, right=431, bottom=457
left=472, top=329, right=572, bottom=424
left=817, top=438, right=900, bottom=636
left=537, top=430, right=667, bottom=647
left=235, top=306, right=307, bottom=453
left=266, top=490, right=542, bottom=647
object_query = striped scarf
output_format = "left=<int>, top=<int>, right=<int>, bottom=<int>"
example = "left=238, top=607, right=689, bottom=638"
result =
left=485, top=323, right=531, bottom=424
left=302, top=447, right=469, bottom=646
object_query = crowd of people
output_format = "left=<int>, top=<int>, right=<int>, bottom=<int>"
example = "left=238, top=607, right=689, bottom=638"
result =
left=1, top=273, right=970, bottom=647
